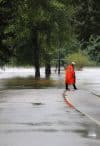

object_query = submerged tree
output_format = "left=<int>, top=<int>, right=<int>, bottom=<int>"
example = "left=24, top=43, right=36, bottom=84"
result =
left=8, top=0, right=75, bottom=78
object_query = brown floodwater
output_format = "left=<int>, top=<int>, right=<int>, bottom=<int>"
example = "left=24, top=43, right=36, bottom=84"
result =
left=0, top=76, right=64, bottom=89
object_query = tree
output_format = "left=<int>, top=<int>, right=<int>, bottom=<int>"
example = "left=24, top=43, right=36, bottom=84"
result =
left=9, top=0, right=75, bottom=77
left=72, top=0, right=100, bottom=44
left=87, top=35, right=100, bottom=64
left=0, top=0, right=16, bottom=65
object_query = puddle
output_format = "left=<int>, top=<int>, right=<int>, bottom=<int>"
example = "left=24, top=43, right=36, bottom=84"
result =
left=32, top=102, right=44, bottom=106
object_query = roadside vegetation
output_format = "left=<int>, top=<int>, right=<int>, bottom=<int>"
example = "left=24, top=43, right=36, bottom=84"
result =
left=0, top=0, right=100, bottom=77
left=66, top=52, right=92, bottom=70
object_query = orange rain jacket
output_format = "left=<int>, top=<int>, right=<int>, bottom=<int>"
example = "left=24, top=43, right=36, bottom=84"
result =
left=65, top=64, right=75, bottom=84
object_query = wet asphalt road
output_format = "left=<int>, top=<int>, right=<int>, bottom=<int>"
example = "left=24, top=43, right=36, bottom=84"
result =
left=0, top=67, right=100, bottom=146
left=0, top=89, right=100, bottom=146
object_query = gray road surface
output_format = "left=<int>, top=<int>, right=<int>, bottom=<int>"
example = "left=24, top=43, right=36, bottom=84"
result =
left=64, top=90, right=100, bottom=124
left=0, top=89, right=100, bottom=146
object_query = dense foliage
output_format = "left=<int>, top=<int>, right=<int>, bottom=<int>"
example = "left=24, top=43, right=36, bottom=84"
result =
left=0, top=0, right=100, bottom=77
left=0, top=0, right=17, bottom=65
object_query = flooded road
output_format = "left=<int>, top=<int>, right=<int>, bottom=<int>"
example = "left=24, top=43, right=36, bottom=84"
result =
left=0, top=67, right=100, bottom=146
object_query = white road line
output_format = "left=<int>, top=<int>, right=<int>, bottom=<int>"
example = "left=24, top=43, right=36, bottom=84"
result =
left=63, top=91, right=100, bottom=126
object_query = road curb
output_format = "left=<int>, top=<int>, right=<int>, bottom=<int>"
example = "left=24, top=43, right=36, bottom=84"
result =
left=63, top=91, right=75, bottom=109
left=63, top=91, right=100, bottom=126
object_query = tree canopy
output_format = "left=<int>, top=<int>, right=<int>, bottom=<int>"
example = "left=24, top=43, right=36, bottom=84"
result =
left=0, top=0, right=100, bottom=77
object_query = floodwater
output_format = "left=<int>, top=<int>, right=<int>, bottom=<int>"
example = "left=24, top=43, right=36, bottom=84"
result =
left=77, top=67, right=100, bottom=96
left=0, top=67, right=100, bottom=146
left=0, top=67, right=63, bottom=89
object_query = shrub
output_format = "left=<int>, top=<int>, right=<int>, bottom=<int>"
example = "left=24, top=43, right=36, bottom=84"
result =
left=66, top=52, right=91, bottom=70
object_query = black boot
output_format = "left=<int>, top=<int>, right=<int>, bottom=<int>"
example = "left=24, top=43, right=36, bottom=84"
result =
left=65, top=84, right=70, bottom=90
left=73, top=84, right=77, bottom=90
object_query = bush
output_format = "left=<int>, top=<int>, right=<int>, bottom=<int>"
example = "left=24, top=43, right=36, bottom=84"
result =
left=66, top=52, right=91, bottom=70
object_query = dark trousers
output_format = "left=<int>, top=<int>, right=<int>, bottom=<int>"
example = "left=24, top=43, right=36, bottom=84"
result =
left=65, top=83, right=77, bottom=90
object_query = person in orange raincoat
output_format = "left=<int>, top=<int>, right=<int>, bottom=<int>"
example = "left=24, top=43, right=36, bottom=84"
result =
left=65, top=62, right=77, bottom=90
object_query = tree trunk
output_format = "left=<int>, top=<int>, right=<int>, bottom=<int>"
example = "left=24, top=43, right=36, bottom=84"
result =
left=33, top=30, right=40, bottom=78
left=45, top=61, right=51, bottom=78
left=45, top=32, right=51, bottom=78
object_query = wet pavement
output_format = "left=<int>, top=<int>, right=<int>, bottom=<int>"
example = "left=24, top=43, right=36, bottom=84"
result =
left=64, top=90, right=100, bottom=124
left=0, top=67, right=100, bottom=146
left=0, top=89, right=100, bottom=146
